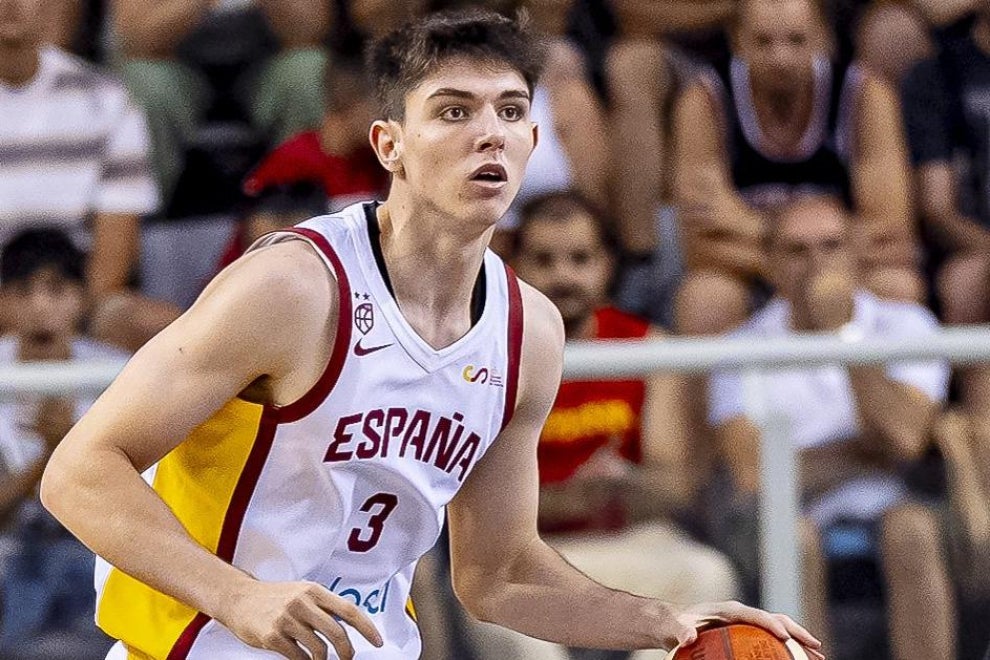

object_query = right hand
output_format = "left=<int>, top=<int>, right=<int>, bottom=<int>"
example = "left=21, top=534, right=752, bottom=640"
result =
left=216, top=579, right=383, bottom=660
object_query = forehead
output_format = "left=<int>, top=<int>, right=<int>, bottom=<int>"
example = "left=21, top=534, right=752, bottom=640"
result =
left=741, top=0, right=818, bottom=32
left=407, top=58, right=529, bottom=105
left=520, top=211, right=601, bottom=250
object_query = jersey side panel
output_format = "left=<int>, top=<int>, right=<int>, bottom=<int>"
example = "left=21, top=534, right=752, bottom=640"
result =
left=95, top=398, right=267, bottom=659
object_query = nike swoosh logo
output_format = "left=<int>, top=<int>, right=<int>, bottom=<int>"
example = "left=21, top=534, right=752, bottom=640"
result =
left=353, top=340, right=393, bottom=356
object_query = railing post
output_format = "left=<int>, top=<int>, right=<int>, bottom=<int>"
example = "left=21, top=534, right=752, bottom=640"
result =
left=743, top=371, right=802, bottom=620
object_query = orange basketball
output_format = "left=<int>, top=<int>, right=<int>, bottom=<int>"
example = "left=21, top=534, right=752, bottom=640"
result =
left=665, top=623, right=812, bottom=660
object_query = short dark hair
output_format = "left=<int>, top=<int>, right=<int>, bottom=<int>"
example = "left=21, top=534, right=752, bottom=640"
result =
left=1, top=228, right=85, bottom=285
left=367, top=9, right=546, bottom=121
left=514, top=190, right=620, bottom=258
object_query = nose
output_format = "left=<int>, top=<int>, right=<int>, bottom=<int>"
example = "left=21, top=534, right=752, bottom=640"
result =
left=473, top=105, right=505, bottom=153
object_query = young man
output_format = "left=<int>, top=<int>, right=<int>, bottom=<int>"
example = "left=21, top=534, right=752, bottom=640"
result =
left=41, top=11, right=821, bottom=660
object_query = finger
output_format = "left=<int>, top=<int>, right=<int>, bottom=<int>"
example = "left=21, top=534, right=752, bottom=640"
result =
left=675, top=624, right=698, bottom=646
left=266, top=635, right=309, bottom=660
left=312, top=589, right=383, bottom=647
left=298, top=604, right=355, bottom=660
left=716, top=601, right=789, bottom=638
left=284, top=618, right=330, bottom=660
left=774, top=613, right=822, bottom=649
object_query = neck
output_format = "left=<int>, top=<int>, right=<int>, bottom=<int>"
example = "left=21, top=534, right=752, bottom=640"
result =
left=0, top=45, right=40, bottom=87
left=376, top=195, right=492, bottom=347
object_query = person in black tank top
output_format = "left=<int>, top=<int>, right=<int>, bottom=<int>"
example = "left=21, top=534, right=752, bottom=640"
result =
left=672, top=0, right=921, bottom=341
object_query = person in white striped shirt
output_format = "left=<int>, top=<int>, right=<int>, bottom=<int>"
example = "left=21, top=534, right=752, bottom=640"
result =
left=0, top=0, right=180, bottom=350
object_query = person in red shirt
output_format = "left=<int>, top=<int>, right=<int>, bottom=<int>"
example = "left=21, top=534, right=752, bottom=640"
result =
left=218, top=51, right=389, bottom=268
left=465, top=191, right=739, bottom=660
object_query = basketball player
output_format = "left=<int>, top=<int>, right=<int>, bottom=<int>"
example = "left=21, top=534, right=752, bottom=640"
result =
left=40, top=10, right=823, bottom=660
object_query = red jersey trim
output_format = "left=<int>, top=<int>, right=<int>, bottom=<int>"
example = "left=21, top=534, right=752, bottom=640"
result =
left=501, top=264, right=524, bottom=432
left=274, top=228, right=354, bottom=423
left=166, top=408, right=280, bottom=660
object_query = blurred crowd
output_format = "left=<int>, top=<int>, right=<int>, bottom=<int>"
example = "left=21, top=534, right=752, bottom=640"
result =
left=1, top=0, right=990, bottom=658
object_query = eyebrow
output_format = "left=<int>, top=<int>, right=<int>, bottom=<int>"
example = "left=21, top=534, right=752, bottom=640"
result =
left=425, top=88, right=531, bottom=102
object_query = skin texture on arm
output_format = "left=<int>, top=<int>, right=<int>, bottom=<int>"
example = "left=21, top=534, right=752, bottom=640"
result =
left=543, top=40, right=609, bottom=208
left=916, top=163, right=990, bottom=252
left=449, top=283, right=667, bottom=650
left=448, top=284, right=821, bottom=652
left=41, top=241, right=382, bottom=659
left=87, top=212, right=139, bottom=299
left=673, top=83, right=767, bottom=278
left=113, top=0, right=212, bottom=58
left=908, top=0, right=981, bottom=26
left=848, top=368, right=936, bottom=461
left=850, top=75, right=917, bottom=271
left=610, top=0, right=736, bottom=38
left=714, top=416, right=762, bottom=497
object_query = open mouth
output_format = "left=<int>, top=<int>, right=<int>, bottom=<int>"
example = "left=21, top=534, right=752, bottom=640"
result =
left=470, top=163, right=508, bottom=184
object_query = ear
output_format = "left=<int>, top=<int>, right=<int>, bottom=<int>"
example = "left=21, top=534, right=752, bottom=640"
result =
left=370, top=120, right=404, bottom=175
left=530, top=122, right=540, bottom=154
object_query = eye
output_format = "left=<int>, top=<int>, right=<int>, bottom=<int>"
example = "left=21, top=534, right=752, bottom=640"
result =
left=788, top=33, right=807, bottom=47
left=570, top=251, right=591, bottom=266
left=499, top=105, right=524, bottom=121
left=440, top=106, right=467, bottom=121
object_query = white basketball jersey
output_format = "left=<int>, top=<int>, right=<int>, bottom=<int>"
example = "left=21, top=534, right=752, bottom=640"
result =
left=96, top=202, right=523, bottom=659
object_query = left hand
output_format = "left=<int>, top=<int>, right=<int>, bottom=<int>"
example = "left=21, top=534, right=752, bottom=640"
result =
left=662, top=600, right=825, bottom=659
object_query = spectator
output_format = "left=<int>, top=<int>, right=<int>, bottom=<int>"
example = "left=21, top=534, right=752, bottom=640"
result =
left=0, top=0, right=180, bottom=351
left=467, top=191, right=738, bottom=660
left=604, top=1, right=735, bottom=327
left=0, top=229, right=126, bottom=657
left=217, top=50, right=387, bottom=267
left=708, top=196, right=954, bottom=659
left=114, top=0, right=332, bottom=205
left=673, top=0, right=921, bottom=339
left=901, top=5, right=990, bottom=480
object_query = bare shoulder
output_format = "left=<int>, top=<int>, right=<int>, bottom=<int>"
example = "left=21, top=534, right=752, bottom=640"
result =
left=518, top=280, right=565, bottom=357
left=167, top=238, right=339, bottom=381
left=514, top=281, right=565, bottom=414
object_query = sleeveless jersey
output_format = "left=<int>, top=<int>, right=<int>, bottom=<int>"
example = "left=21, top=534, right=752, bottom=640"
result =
left=95, top=201, right=524, bottom=659
left=702, top=56, right=864, bottom=209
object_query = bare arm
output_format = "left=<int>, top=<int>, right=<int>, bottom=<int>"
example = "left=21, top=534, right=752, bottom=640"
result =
left=42, top=241, right=381, bottom=659
left=851, top=76, right=918, bottom=270
left=448, top=286, right=819, bottom=651
left=610, top=0, right=735, bottom=38
left=673, top=83, right=767, bottom=278
left=87, top=212, right=140, bottom=299
left=113, top=0, right=211, bottom=58
left=713, top=416, right=762, bottom=498
left=916, top=162, right=990, bottom=252
left=257, top=0, right=331, bottom=48
left=848, top=367, right=937, bottom=461
left=544, top=40, right=609, bottom=207
left=908, top=0, right=981, bottom=26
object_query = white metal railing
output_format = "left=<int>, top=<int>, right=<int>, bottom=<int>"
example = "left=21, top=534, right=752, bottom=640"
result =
left=4, top=325, right=990, bottom=620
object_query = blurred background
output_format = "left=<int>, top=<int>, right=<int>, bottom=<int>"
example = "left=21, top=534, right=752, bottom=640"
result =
left=1, top=0, right=990, bottom=658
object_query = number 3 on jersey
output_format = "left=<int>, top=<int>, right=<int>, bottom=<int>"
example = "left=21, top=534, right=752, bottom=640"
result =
left=348, top=493, right=399, bottom=552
